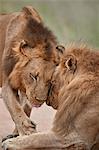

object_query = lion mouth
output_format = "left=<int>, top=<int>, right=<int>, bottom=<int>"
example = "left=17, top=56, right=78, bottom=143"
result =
left=26, top=94, right=44, bottom=108
left=32, top=103, right=42, bottom=108
left=32, top=98, right=44, bottom=108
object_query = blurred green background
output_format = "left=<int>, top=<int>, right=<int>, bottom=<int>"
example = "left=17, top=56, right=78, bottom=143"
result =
left=0, top=0, right=99, bottom=47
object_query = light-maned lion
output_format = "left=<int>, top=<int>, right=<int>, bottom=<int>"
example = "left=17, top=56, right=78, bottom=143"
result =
left=0, top=6, right=59, bottom=138
left=2, top=44, right=99, bottom=150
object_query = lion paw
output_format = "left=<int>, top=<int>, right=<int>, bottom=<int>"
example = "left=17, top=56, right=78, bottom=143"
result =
left=2, top=139, right=14, bottom=150
left=18, top=119, right=37, bottom=135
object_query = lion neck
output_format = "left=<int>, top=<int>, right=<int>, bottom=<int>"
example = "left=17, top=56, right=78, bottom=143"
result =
left=51, top=75, right=90, bottom=137
left=52, top=100, right=73, bottom=137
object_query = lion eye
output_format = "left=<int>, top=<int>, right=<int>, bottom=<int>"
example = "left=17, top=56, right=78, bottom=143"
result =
left=30, top=73, right=37, bottom=81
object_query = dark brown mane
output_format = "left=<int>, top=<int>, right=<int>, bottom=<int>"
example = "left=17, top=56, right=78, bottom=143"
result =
left=23, top=17, right=57, bottom=57
left=3, top=15, right=58, bottom=77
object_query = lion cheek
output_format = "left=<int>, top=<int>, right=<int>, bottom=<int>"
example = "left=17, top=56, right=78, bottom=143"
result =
left=9, top=75, right=21, bottom=90
left=25, top=89, right=35, bottom=105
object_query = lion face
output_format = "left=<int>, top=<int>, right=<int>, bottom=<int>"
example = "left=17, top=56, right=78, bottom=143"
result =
left=13, top=39, right=59, bottom=107
left=21, top=58, right=55, bottom=107
left=47, top=44, right=99, bottom=110
left=12, top=38, right=60, bottom=107
left=47, top=45, right=77, bottom=109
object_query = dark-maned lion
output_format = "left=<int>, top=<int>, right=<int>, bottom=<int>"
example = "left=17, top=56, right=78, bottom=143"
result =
left=2, top=44, right=99, bottom=150
left=0, top=6, right=59, bottom=137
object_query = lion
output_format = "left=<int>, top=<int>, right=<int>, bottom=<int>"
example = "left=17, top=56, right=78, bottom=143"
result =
left=0, top=6, right=60, bottom=138
left=2, top=44, right=99, bottom=150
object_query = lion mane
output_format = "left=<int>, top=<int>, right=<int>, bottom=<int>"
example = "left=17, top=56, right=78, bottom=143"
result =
left=51, top=44, right=99, bottom=149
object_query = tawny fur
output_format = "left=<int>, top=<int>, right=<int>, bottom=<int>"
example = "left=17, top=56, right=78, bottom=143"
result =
left=2, top=45, right=99, bottom=150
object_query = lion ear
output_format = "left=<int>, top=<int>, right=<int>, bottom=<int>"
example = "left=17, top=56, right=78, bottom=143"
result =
left=19, top=40, right=32, bottom=58
left=56, top=45, right=65, bottom=54
left=65, top=56, right=77, bottom=72
left=56, top=45, right=65, bottom=61
left=22, top=6, right=42, bottom=23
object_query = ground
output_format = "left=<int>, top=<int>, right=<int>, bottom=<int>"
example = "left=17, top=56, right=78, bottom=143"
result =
left=0, top=88, right=56, bottom=150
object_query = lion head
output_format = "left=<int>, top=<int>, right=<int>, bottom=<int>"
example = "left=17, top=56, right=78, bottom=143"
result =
left=3, top=6, right=60, bottom=107
left=47, top=44, right=99, bottom=110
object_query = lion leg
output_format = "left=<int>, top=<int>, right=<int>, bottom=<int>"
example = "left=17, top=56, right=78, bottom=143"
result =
left=19, top=90, right=32, bottom=117
left=2, top=81, right=36, bottom=137
left=13, top=103, right=32, bottom=136
left=2, top=132, right=65, bottom=150
left=2, top=132, right=89, bottom=150
left=13, top=91, right=32, bottom=136
left=3, top=91, right=33, bottom=141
